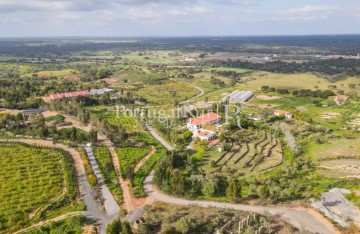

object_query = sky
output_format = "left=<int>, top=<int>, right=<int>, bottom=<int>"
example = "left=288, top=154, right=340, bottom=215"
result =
left=0, top=0, right=359, bottom=37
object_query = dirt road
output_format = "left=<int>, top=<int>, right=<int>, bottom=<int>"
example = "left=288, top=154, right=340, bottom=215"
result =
left=143, top=171, right=339, bottom=234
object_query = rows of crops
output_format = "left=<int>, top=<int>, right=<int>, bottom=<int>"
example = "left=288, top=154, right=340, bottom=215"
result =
left=116, top=147, right=151, bottom=178
left=0, top=143, right=80, bottom=233
left=213, top=131, right=283, bottom=176
left=93, top=147, right=123, bottom=204
left=131, top=132, right=167, bottom=197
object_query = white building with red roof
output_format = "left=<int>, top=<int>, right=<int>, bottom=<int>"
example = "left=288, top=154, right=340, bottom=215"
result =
left=334, top=95, right=348, bottom=105
left=187, top=112, right=221, bottom=132
left=274, top=109, right=293, bottom=119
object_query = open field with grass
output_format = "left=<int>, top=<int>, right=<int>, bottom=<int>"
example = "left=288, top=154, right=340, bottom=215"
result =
left=318, top=159, right=360, bottom=178
left=93, top=147, right=123, bottom=203
left=23, top=215, right=92, bottom=234
left=307, top=139, right=360, bottom=162
left=178, top=71, right=232, bottom=92
left=240, top=72, right=360, bottom=92
left=138, top=81, right=200, bottom=105
left=0, top=143, right=80, bottom=233
left=22, top=69, right=78, bottom=78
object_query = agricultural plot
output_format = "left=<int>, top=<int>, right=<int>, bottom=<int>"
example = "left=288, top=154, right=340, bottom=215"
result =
left=91, top=108, right=144, bottom=132
left=307, top=139, right=360, bottom=162
left=23, top=215, right=91, bottom=234
left=203, top=131, right=283, bottom=176
left=0, top=143, right=80, bottom=233
left=138, top=82, right=199, bottom=105
left=240, top=71, right=360, bottom=92
left=21, top=69, right=78, bottom=78
left=116, top=147, right=151, bottom=177
left=93, top=147, right=123, bottom=203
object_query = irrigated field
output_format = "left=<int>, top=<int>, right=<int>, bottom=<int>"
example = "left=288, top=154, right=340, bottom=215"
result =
left=202, top=131, right=283, bottom=176
left=0, top=143, right=80, bottom=233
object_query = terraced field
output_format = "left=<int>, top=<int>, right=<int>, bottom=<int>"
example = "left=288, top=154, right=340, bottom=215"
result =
left=0, top=143, right=80, bottom=233
left=204, top=131, right=283, bottom=176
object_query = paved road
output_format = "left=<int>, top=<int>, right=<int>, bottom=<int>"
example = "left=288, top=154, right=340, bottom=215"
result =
left=143, top=172, right=339, bottom=234
left=83, top=146, right=120, bottom=217
left=145, top=124, right=174, bottom=151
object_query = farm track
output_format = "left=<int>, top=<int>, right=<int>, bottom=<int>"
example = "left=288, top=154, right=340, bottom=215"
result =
left=134, top=146, right=156, bottom=173
left=179, top=84, right=205, bottom=104
left=13, top=211, right=87, bottom=234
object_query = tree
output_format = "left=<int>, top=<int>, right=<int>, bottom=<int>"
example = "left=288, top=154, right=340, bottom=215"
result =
left=121, top=221, right=132, bottom=234
left=201, top=181, right=216, bottom=198
left=106, top=219, right=122, bottom=234
left=226, top=179, right=241, bottom=202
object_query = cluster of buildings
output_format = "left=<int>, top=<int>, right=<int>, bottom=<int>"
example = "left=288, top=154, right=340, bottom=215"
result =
left=187, top=112, right=221, bottom=143
left=42, top=88, right=114, bottom=103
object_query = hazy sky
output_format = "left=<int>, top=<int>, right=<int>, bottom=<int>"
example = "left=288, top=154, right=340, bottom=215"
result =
left=0, top=0, right=359, bottom=37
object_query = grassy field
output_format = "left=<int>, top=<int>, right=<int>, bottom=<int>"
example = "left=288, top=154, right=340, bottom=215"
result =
left=23, top=215, right=92, bottom=234
left=178, top=71, right=232, bottom=92
left=22, top=69, right=78, bottom=78
left=93, top=147, right=123, bottom=204
left=138, top=81, right=200, bottom=105
left=205, top=67, right=252, bottom=73
left=307, top=139, right=360, bottom=162
left=0, top=143, right=81, bottom=233
left=240, top=71, right=360, bottom=92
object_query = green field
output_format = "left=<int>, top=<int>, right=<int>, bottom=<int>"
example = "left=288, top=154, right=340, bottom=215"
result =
left=116, top=147, right=151, bottom=177
left=0, top=143, right=81, bottom=233
left=93, top=147, right=123, bottom=204
left=138, top=82, right=200, bottom=105
left=91, top=108, right=144, bottom=132
left=22, top=69, right=78, bottom=78
left=23, top=215, right=91, bottom=234
left=307, top=139, right=360, bottom=162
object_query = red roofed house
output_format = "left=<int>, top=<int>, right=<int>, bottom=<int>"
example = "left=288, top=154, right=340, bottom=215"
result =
left=197, top=130, right=216, bottom=141
left=334, top=95, right=348, bottom=105
left=42, top=90, right=90, bottom=103
left=274, top=110, right=293, bottom=119
left=187, top=112, right=221, bottom=132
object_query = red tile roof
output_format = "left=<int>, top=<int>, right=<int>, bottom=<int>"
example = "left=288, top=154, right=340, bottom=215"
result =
left=335, top=95, right=348, bottom=102
left=274, top=110, right=292, bottom=115
left=43, top=90, right=90, bottom=102
left=189, top=112, right=221, bottom=125
left=209, top=139, right=220, bottom=145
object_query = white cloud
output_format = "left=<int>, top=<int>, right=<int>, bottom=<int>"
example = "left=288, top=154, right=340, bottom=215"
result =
left=273, top=5, right=339, bottom=21
left=167, top=7, right=211, bottom=15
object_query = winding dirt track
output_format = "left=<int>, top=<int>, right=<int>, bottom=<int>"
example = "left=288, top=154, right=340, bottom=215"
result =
left=144, top=126, right=340, bottom=234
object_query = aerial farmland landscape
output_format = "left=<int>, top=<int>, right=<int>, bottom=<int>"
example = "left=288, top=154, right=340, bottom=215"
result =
left=0, top=1, right=360, bottom=234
